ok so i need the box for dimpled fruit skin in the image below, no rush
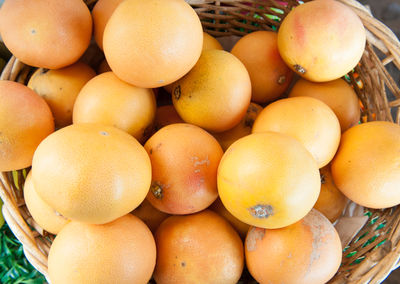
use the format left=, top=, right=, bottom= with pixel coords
left=202, top=32, right=223, bottom=51
left=103, top=0, right=203, bottom=88
left=331, top=121, right=400, bottom=209
left=172, top=50, right=251, bottom=133
left=24, top=172, right=69, bottom=235
left=0, top=80, right=54, bottom=172
left=245, top=209, right=342, bottom=284
left=218, top=132, right=320, bottom=229
left=277, top=0, right=366, bottom=82
left=48, top=214, right=156, bottom=284
left=145, top=123, right=223, bottom=215
left=313, top=165, right=347, bottom=223
left=27, top=62, right=96, bottom=128
left=73, top=72, right=156, bottom=143
left=0, top=0, right=92, bottom=69
left=252, top=97, right=341, bottom=168
left=231, top=31, right=293, bottom=103
left=289, top=78, right=360, bottom=132
left=154, top=210, right=243, bottom=284
left=92, top=0, right=124, bottom=50
left=31, top=124, right=152, bottom=224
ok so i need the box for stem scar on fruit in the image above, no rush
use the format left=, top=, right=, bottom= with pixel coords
left=151, top=181, right=164, bottom=199
left=248, top=204, right=274, bottom=218
left=174, top=85, right=181, bottom=100
left=293, top=64, right=306, bottom=74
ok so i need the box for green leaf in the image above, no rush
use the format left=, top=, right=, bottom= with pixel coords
left=0, top=224, right=46, bottom=283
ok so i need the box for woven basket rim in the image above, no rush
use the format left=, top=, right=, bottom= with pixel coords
left=1, top=0, right=400, bottom=283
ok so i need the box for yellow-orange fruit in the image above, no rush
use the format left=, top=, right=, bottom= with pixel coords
left=24, top=172, right=69, bottom=235
left=97, top=59, right=112, bottom=74
left=154, top=105, right=184, bottom=131
left=32, top=124, right=151, bottom=224
left=203, top=32, right=223, bottom=51
left=145, top=123, right=223, bottom=214
left=213, top=102, right=262, bottom=151
left=154, top=210, right=243, bottom=284
left=103, top=0, right=203, bottom=88
left=73, top=72, right=156, bottom=143
left=277, top=0, right=366, bottom=82
left=131, top=199, right=170, bottom=233
left=48, top=214, right=156, bottom=284
left=252, top=97, right=341, bottom=168
left=332, top=121, right=400, bottom=208
left=314, top=166, right=347, bottom=223
left=209, top=198, right=250, bottom=240
left=0, top=0, right=92, bottom=69
left=92, top=0, right=124, bottom=50
left=245, top=209, right=342, bottom=284
left=231, top=31, right=293, bottom=103
left=289, top=78, right=360, bottom=132
left=172, top=50, right=251, bottom=133
left=27, top=62, right=96, bottom=128
left=163, top=32, right=223, bottom=94
left=0, top=80, right=54, bottom=172
left=218, top=132, right=320, bottom=229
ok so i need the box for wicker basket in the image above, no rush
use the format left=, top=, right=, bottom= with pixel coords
left=1, top=0, right=400, bottom=283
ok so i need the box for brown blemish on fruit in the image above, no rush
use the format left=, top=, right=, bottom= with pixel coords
left=246, top=227, right=266, bottom=251
left=174, top=85, right=181, bottom=100
left=150, top=143, right=162, bottom=155
left=294, top=64, right=306, bottom=74
left=320, top=173, right=326, bottom=184
left=248, top=204, right=274, bottom=219
left=150, top=181, right=164, bottom=199
left=302, top=210, right=335, bottom=274
left=181, top=262, right=186, bottom=267
left=277, top=75, right=286, bottom=85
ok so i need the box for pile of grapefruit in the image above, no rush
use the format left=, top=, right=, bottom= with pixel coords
left=1, top=0, right=400, bottom=283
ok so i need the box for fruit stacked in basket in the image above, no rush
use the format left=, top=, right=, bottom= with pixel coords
left=1, top=0, right=400, bottom=283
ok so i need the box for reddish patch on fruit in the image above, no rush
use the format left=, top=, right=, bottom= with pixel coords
left=294, top=14, right=305, bottom=47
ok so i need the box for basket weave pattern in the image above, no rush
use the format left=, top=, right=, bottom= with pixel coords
left=1, top=0, right=400, bottom=283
